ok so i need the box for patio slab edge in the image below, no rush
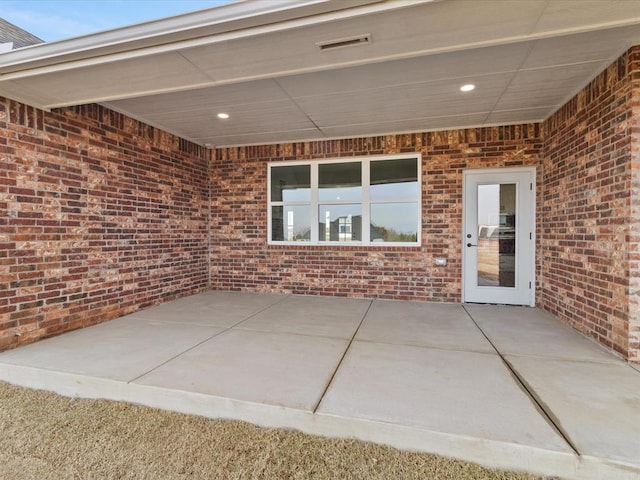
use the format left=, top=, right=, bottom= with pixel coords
left=4, top=363, right=636, bottom=480
left=574, top=455, right=640, bottom=480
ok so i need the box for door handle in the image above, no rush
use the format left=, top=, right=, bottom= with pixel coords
left=466, top=243, right=477, bottom=247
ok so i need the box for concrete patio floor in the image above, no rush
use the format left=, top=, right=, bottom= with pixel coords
left=0, top=292, right=638, bottom=480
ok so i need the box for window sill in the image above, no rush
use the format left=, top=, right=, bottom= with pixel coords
left=266, top=242, right=422, bottom=251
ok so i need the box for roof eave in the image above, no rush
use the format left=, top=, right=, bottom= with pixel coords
left=0, top=0, right=389, bottom=73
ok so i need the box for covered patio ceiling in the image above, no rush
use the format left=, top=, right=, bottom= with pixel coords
left=1, top=0, right=640, bottom=147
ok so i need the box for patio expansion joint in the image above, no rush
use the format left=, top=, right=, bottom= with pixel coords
left=461, top=304, right=581, bottom=457
left=311, top=298, right=375, bottom=414
left=225, top=294, right=292, bottom=330
left=126, top=328, right=229, bottom=384
left=353, top=337, right=498, bottom=356
left=499, top=351, right=627, bottom=366
left=127, top=294, right=293, bottom=384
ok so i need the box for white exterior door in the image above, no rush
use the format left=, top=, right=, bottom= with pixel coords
left=463, top=168, right=535, bottom=306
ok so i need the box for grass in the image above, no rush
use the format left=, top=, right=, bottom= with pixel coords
left=0, top=381, right=551, bottom=480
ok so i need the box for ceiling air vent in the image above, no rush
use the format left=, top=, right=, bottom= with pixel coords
left=317, top=34, right=371, bottom=51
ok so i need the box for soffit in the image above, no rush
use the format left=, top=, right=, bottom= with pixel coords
left=0, top=0, right=639, bottom=147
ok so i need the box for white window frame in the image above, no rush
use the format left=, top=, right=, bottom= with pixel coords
left=268, top=153, right=422, bottom=246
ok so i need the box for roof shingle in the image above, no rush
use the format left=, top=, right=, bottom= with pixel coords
left=0, top=17, right=43, bottom=49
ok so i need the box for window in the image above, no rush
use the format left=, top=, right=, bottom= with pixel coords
left=270, top=164, right=311, bottom=242
left=269, top=155, right=421, bottom=245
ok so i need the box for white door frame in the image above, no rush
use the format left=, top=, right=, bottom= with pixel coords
left=462, top=167, right=536, bottom=306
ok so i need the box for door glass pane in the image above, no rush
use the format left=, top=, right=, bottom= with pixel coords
left=319, top=162, right=362, bottom=202
left=271, top=165, right=310, bottom=202
left=370, top=203, right=419, bottom=243
left=319, top=204, right=362, bottom=242
left=477, top=184, right=516, bottom=287
left=271, top=206, right=311, bottom=242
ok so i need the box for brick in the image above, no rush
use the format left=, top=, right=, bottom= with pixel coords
left=541, top=45, right=640, bottom=361
left=0, top=99, right=210, bottom=351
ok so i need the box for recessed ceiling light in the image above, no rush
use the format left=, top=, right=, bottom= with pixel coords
left=217, top=113, right=229, bottom=119
left=460, top=84, right=475, bottom=92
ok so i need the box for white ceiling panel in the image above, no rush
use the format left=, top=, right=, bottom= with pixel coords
left=0, top=79, right=55, bottom=107
left=493, top=62, right=606, bottom=111
left=295, top=73, right=512, bottom=127
left=276, top=42, right=533, bottom=98
left=319, top=113, right=491, bottom=140
left=12, top=52, right=213, bottom=108
left=1, top=0, right=639, bottom=147
left=136, top=99, right=317, bottom=138
left=485, top=107, right=553, bottom=125
left=106, top=79, right=287, bottom=115
left=201, top=128, right=324, bottom=147
left=533, top=0, right=640, bottom=33
left=523, top=25, right=640, bottom=70
left=177, top=0, right=547, bottom=84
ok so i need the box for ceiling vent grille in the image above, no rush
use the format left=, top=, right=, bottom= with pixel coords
left=317, top=34, right=371, bottom=51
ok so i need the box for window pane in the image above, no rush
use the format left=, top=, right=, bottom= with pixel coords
left=271, top=205, right=311, bottom=242
left=370, top=158, right=419, bottom=201
left=370, top=203, right=419, bottom=243
left=319, top=204, right=362, bottom=242
left=271, top=165, right=310, bottom=202
left=319, top=162, right=362, bottom=202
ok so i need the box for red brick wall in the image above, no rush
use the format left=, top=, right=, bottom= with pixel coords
left=541, top=46, right=639, bottom=360
left=626, top=47, right=640, bottom=363
left=212, top=127, right=542, bottom=301
left=0, top=100, right=210, bottom=350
